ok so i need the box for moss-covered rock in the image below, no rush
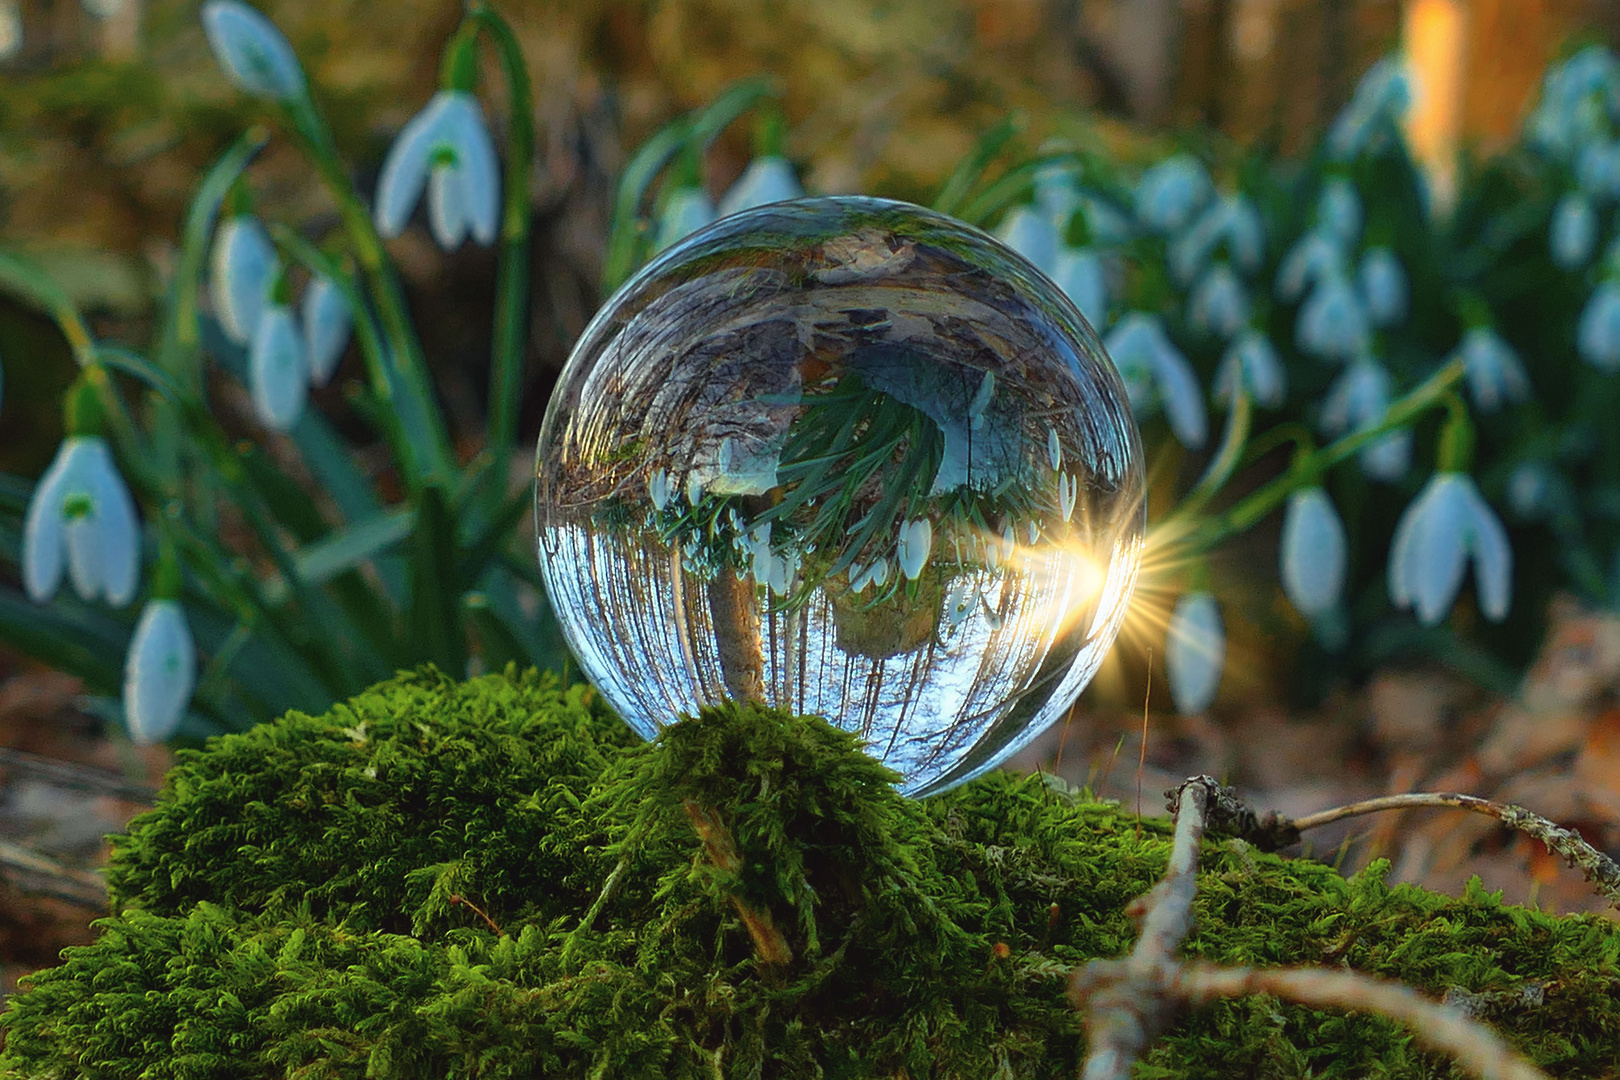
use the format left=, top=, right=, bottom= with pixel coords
left=2, top=666, right=1617, bottom=1078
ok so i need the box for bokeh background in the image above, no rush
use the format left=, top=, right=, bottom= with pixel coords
left=2, top=0, right=1620, bottom=992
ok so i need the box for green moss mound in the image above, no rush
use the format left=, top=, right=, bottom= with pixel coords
left=3, top=668, right=1618, bottom=1078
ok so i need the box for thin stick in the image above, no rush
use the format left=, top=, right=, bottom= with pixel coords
left=0, top=839, right=106, bottom=909
left=1176, top=964, right=1550, bottom=1080
left=1135, top=650, right=1152, bottom=837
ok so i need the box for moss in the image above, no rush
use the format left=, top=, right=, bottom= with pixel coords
left=3, top=666, right=1618, bottom=1078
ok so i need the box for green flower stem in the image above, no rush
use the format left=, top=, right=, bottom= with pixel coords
left=1195, top=359, right=1465, bottom=552
left=465, top=3, right=535, bottom=517
left=933, top=112, right=1026, bottom=218
left=602, top=119, right=689, bottom=293
left=281, top=97, right=456, bottom=490
left=957, top=151, right=1080, bottom=226
left=1160, top=389, right=1252, bottom=527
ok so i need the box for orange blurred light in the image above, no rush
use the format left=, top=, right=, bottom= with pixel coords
left=1404, top=0, right=1469, bottom=212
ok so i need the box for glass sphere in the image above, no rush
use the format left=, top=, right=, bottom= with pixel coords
left=535, top=196, right=1144, bottom=796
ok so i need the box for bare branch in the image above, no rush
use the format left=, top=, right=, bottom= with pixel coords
left=1176, top=963, right=1551, bottom=1080
left=0, top=838, right=106, bottom=909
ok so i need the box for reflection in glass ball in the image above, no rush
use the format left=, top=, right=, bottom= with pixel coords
left=535, top=196, right=1145, bottom=796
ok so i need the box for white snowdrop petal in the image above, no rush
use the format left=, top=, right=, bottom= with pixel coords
left=1189, top=263, right=1250, bottom=338
left=123, top=600, right=196, bottom=745
left=1318, top=178, right=1363, bottom=243
left=1358, top=247, right=1409, bottom=327
left=1053, top=247, right=1107, bottom=328
left=301, top=275, right=352, bottom=388
left=718, top=156, right=803, bottom=217
left=1134, top=154, right=1213, bottom=234
left=1577, top=283, right=1620, bottom=372
left=1297, top=274, right=1370, bottom=361
left=996, top=206, right=1060, bottom=277
left=1165, top=592, right=1224, bottom=714
left=249, top=305, right=310, bottom=431
left=200, top=0, right=305, bottom=101
left=86, top=444, right=141, bottom=607
left=374, top=96, right=450, bottom=239
left=210, top=216, right=278, bottom=346
left=1551, top=193, right=1598, bottom=269
left=1463, top=484, right=1514, bottom=622
left=1406, top=476, right=1473, bottom=626
left=21, top=441, right=84, bottom=603
left=1280, top=488, right=1347, bottom=617
left=444, top=94, right=501, bottom=246
left=1275, top=230, right=1347, bottom=303
left=897, top=518, right=932, bottom=581
left=1150, top=338, right=1208, bottom=450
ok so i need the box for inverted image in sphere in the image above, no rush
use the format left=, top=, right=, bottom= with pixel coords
left=535, top=196, right=1144, bottom=796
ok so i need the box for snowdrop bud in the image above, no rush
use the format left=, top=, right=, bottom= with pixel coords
left=300, top=275, right=351, bottom=388
left=717, top=156, right=802, bottom=217
left=123, top=599, right=196, bottom=745
left=1165, top=592, right=1224, bottom=715
left=1214, top=329, right=1287, bottom=409
left=648, top=468, right=672, bottom=512
left=23, top=436, right=140, bottom=607
left=200, top=1, right=306, bottom=102
left=1327, top=57, right=1412, bottom=160
left=1296, top=273, right=1370, bottom=361
left=1168, top=203, right=1223, bottom=286
left=1033, top=160, right=1079, bottom=219
left=1456, top=327, right=1531, bottom=412
left=1104, top=312, right=1207, bottom=449
left=1276, top=230, right=1346, bottom=303
left=1053, top=246, right=1107, bottom=328
left=1058, top=472, right=1079, bottom=522
left=1551, top=193, right=1599, bottom=270
left=1225, top=196, right=1266, bottom=274
left=653, top=188, right=718, bottom=255
left=1189, top=263, right=1250, bottom=338
left=249, top=304, right=309, bottom=431
left=1318, top=179, right=1363, bottom=243
left=1361, top=430, right=1412, bottom=482
left=1320, top=357, right=1392, bottom=436
left=1389, top=472, right=1512, bottom=626
left=945, top=581, right=975, bottom=628
left=1280, top=488, right=1348, bottom=617
left=1506, top=461, right=1552, bottom=518
left=1575, top=139, right=1620, bottom=199
left=210, top=215, right=278, bottom=346
left=1576, top=280, right=1620, bottom=372
left=1358, top=246, right=1408, bottom=327
left=897, top=518, right=932, bottom=580
left=1134, top=154, right=1213, bottom=234
left=1047, top=426, right=1063, bottom=471
left=376, top=91, right=500, bottom=250
left=997, top=206, right=1061, bottom=277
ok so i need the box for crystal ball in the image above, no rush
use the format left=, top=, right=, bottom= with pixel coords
left=535, top=196, right=1144, bottom=796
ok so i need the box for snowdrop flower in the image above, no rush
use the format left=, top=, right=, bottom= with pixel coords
left=1167, top=195, right=1265, bottom=285
left=200, top=1, right=305, bottom=102
left=1105, top=312, right=1207, bottom=449
left=1551, top=193, right=1598, bottom=270
left=997, top=205, right=1061, bottom=277
left=1165, top=591, right=1223, bottom=714
left=1576, top=140, right=1620, bottom=199
left=850, top=556, right=891, bottom=594
left=210, top=214, right=278, bottom=346
left=1275, top=229, right=1347, bottom=302
left=1358, top=247, right=1408, bottom=327
left=1317, top=179, right=1363, bottom=244
left=1189, top=263, right=1250, bottom=338
left=1320, top=357, right=1410, bottom=480
left=300, top=275, right=351, bottom=388
left=652, top=187, right=717, bottom=255
left=1075, top=193, right=1133, bottom=246
left=1214, top=329, right=1287, bottom=409
left=23, top=436, right=139, bottom=606
left=945, top=580, right=975, bottom=628
left=647, top=468, right=673, bottom=512
left=1389, top=472, right=1512, bottom=625
left=717, top=156, right=802, bottom=217
left=249, top=303, right=308, bottom=430
left=1296, top=272, right=1370, bottom=361
left=1280, top=488, right=1347, bottom=618
left=1134, top=154, right=1213, bottom=234
left=375, top=91, right=500, bottom=250
left=123, top=599, right=196, bottom=745
left=1047, top=427, right=1063, bottom=471
left=1033, top=160, right=1079, bottom=219
left=1576, top=280, right=1620, bottom=372
left=1454, top=327, right=1530, bottom=411
left=897, top=518, right=933, bottom=580
left=1057, top=472, right=1079, bottom=522
left=1327, top=57, right=1413, bottom=160
left=1506, top=461, right=1553, bottom=519
left=1053, top=247, right=1107, bottom=328
left=1526, top=47, right=1618, bottom=159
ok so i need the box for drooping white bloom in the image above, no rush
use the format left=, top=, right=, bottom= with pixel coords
left=897, top=517, right=933, bottom=580
left=1551, top=193, right=1599, bottom=270
left=1576, top=139, right=1620, bottom=199
left=1358, top=246, right=1408, bottom=327
left=1525, top=46, right=1619, bottom=160
left=23, top=436, right=140, bottom=607
left=300, top=274, right=352, bottom=388
left=647, top=468, right=672, bottom=512
left=1104, top=312, right=1207, bottom=449
left=1275, top=229, right=1347, bottom=303
left=1168, top=195, right=1264, bottom=285
left=1296, top=272, right=1370, bottom=361
left=209, top=215, right=278, bottom=346
left=1134, top=154, right=1213, bottom=234
left=1317, top=178, right=1363, bottom=244
left=945, top=580, right=975, bottom=628
left=1326, top=57, right=1413, bottom=160
left=1454, top=327, right=1531, bottom=412
left=123, top=599, right=196, bottom=745
left=717, top=156, right=803, bottom=217
left=1165, top=591, right=1224, bottom=715
left=1576, top=280, right=1620, bottom=372
left=1188, top=263, right=1250, bottom=339
left=1320, top=357, right=1410, bottom=481
left=1053, top=246, right=1107, bottom=328
left=1506, top=461, right=1553, bottom=519
left=1360, top=431, right=1412, bottom=483
left=1047, top=426, right=1063, bottom=471
left=249, top=303, right=309, bottom=431
left=1033, top=160, right=1080, bottom=220
left=997, top=205, right=1061, bottom=277
left=1280, top=488, right=1348, bottom=618
left=1057, top=472, right=1079, bottom=522
left=1213, top=329, right=1287, bottom=409
left=200, top=0, right=306, bottom=101
left=1389, top=472, right=1512, bottom=626
left=652, top=187, right=718, bottom=255
left=375, top=90, right=500, bottom=250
